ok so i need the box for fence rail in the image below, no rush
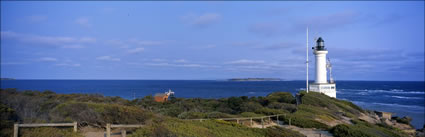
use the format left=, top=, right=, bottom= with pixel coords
left=186, top=114, right=288, bottom=128
left=13, top=122, right=77, bottom=137
left=107, top=123, right=145, bottom=137
left=12, top=114, right=290, bottom=137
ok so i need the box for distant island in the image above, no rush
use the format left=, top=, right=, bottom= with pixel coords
left=228, top=78, right=282, bottom=81
left=0, top=78, right=15, bottom=80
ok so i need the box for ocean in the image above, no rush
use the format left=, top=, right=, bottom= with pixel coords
left=1, top=80, right=424, bottom=129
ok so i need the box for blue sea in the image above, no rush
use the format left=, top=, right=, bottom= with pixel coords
left=1, top=80, right=424, bottom=129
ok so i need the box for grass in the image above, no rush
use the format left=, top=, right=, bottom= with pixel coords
left=128, top=118, right=305, bottom=137
left=330, top=120, right=409, bottom=137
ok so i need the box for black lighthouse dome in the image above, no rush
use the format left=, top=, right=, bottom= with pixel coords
left=315, top=37, right=326, bottom=51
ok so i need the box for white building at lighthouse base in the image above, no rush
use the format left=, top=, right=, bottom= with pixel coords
left=309, top=83, right=336, bottom=98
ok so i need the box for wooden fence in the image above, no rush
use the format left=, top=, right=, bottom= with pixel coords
left=13, top=122, right=77, bottom=137
left=187, top=114, right=290, bottom=128
left=106, top=124, right=145, bottom=137
left=12, top=114, right=292, bottom=137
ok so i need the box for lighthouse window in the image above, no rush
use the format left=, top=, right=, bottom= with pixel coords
left=331, top=86, right=335, bottom=89
left=321, top=87, right=331, bottom=89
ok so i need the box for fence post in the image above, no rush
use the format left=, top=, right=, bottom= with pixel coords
left=289, top=118, right=291, bottom=126
left=121, top=129, right=126, bottom=137
left=14, top=124, right=18, bottom=137
left=276, top=115, right=279, bottom=125
left=106, top=123, right=111, bottom=137
left=73, top=122, right=77, bottom=132
left=236, top=119, right=239, bottom=124
left=261, top=118, right=264, bottom=128
left=250, top=118, right=253, bottom=127
left=268, top=116, right=271, bottom=122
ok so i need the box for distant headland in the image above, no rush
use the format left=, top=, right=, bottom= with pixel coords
left=228, top=78, right=282, bottom=81
left=0, top=78, right=15, bottom=80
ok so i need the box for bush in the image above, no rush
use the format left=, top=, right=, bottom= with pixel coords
left=392, top=116, right=412, bottom=125
left=330, top=120, right=409, bottom=137
left=267, top=102, right=297, bottom=112
left=240, top=102, right=263, bottom=112
left=206, top=112, right=236, bottom=119
left=255, top=108, right=287, bottom=115
left=50, top=102, right=152, bottom=127
left=177, top=111, right=207, bottom=119
left=0, top=103, right=18, bottom=137
left=283, top=114, right=329, bottom=130
left=330, top=124, right=373, bottom=137
left=240, top=112, right=264, bottom=117
left=266, top=92, right=296, bottom=104
left=130, top=118, right=305, bottom=137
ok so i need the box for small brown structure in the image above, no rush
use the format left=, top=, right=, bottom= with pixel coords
left=154, top=93, right=169, bottom=102
left=375, top=111, right=392, bottom=119
left=154, top=89, right=174, bottom=102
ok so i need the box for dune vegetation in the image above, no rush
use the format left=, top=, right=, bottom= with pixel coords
left=0, top=88, right=417, bottom=137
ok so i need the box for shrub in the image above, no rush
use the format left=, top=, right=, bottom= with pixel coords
left=283, top=114, right=329, bottom=130
left=266, top=92, right=296, bottom=104
left=50, top=102, right=153, bottom=127
left=392, top=116, right=412, bottom=125
left=267, top=102, right=297, bottom=112
left=240, top=102, right=263, bottom=112
left=177, top=111, right=207, bottom=119
left=330, top=120, right=409, bottom=137
left=130, top=118, right=304, bottom=137
left=330, top=124, right=373, bottom=137
left=255, top=108, right=287, bottom=115
left=206, top=112, right=236, bottom=119
left=240, top=112, right=264, bottom=117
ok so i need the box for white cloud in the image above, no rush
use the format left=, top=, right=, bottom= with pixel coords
left=226, top=59, right=265, bottom=65
left=174, top=59, right=187, bottom=63
left=96, top=56, right=120, bottom=61
left=75, top=17, right=91, bottom=27
left=133, top=40, right=164, bottom=46
left=152, top=58, right=166, bottom=62
left=56, top=63, right=81, bottom=67
left=39, top=57, right=58, bottom=62
left=127, top=47, right=145, bottom=54
left=1, top=31, right=96, bottom=48
left=62, top=44, right=85, bottom=49
left=182, top=13, right=221, bottom=27
left=1, top=62, right=26, bottom=65
left=145, top=62, right=204, bottom=68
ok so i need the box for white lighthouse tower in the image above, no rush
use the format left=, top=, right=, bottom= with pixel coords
left=309, top=37, right=336, bottom=98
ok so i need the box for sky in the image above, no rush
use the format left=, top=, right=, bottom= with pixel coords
left=1, top=1, right=424, bottom=81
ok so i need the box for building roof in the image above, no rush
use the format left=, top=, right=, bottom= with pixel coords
left=317, top=37, right=324, bottom=43
left=154, top=93, right=166, bottom=97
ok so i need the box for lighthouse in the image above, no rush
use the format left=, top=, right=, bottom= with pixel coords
left=309, top=37, right=336, bottom=98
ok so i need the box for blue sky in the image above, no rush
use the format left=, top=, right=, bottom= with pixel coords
left=1, top=1, right=424, bottom=81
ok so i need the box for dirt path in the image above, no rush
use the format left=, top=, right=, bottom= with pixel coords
left=279, top=125, right=333, bottom=137
left=80, top=126, right=123, bottom=137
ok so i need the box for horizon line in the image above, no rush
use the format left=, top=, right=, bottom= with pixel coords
left=1, top=78, right=424, bottom=82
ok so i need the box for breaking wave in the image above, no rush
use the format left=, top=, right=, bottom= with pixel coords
left=351, top=101, right=425, bottom=110
left=386, top=95, right=423, bottom=100
left=339, top=89, right=424, bottom=95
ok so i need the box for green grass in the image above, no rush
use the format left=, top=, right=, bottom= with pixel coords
left=129, top=118, right=305, bottom=137
left=330, top=120, right=409, bottom=137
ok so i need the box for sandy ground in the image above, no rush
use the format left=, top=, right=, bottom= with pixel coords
left=80, top=126, right=124, bottom=137
left=280, top=125, right=333, bottom=137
